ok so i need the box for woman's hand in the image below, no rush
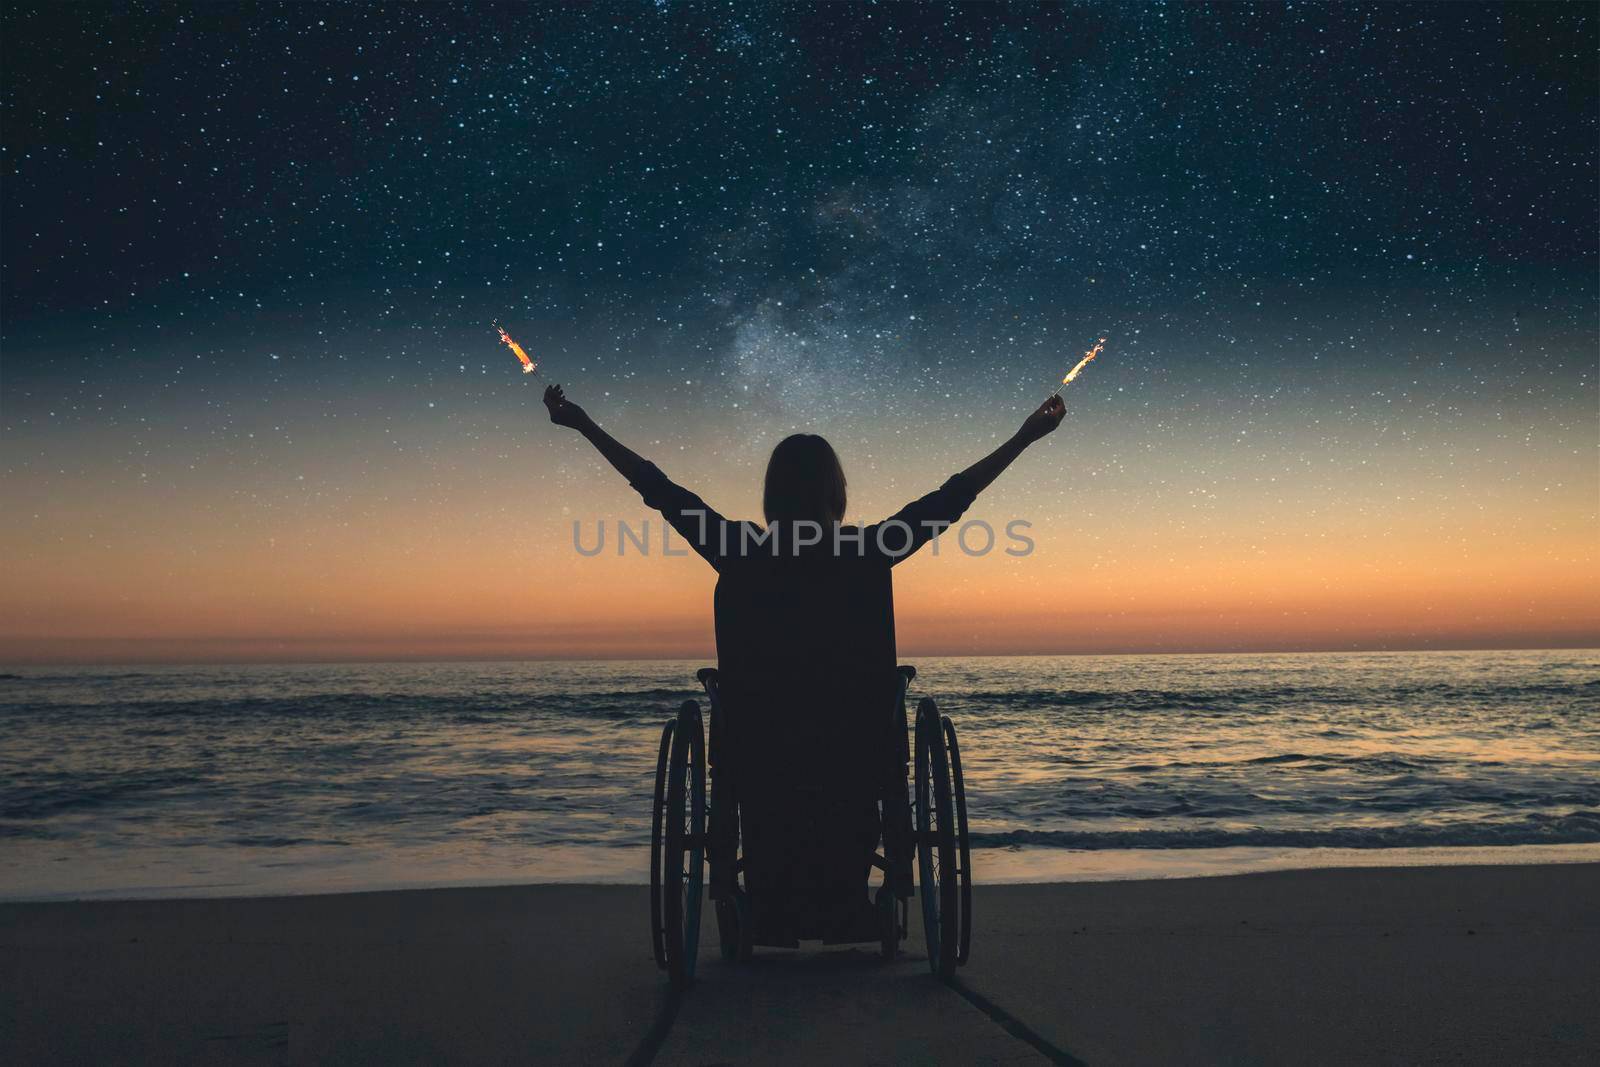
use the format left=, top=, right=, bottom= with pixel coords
left=1018, top=394, right=1067, bottom=444
left=543, top=384, right=593, bottom=431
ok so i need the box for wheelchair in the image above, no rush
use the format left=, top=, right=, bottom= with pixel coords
left=650, top=665, right=971, bottom=988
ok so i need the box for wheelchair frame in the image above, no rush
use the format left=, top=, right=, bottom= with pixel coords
left=650, top=664, right=972, bottom=988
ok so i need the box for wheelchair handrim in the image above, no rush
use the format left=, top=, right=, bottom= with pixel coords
left=663, top=704, right=706, bottom=986
left=915, top=703, right=958, bottom=978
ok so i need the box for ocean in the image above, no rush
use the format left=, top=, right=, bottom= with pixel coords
left=3, top=650, right=1597, bottom=900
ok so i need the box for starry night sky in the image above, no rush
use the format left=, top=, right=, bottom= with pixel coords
left=2, top=2, right=1596, bottom=662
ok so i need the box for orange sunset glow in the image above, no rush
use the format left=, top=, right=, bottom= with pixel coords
left=3, top=346, right=1594, bottom=663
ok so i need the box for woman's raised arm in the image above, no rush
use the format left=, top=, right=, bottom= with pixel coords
left=543, top=384, right=730, bottom=568
left=543, top=384, right=648, bottom=485
left=870, top=394, right=1066, bottom=564
left=956, top=394, right=1067, bottom=496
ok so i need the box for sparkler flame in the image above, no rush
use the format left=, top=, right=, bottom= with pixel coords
left=1053, top=337, right=1105, bottom=395
left=1062, top=338, right=1105, bottom=385
left=493, top=321, right=538, bottom=375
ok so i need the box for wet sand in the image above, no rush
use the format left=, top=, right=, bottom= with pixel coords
left=3, top=863, right=1597, bottom=1064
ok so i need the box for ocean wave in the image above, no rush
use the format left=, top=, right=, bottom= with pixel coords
left=950, top=679, right=1600, bottom=713
left=222, top=835, right=352, bottom=848
left=956, top=688, right=1257, bottom=710
left=0, top=770, right=212, bottom=820
left=0, top=671, right=162, bottom=683
left=3, top=653, right=1596, bottom=898
left=1116, top=751, right=1462, bottom=773
left=0, top=688, right=700, bottom=721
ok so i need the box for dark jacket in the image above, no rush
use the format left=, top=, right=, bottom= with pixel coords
left=629, top=461, right=979, bottom=794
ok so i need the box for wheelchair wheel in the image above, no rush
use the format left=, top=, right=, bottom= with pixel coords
left=649, top=718, right=675, bottom=968
left=914, top=698, right=959, bottom=980
left=662, top=701, right=706, bottom=988
left=943, top=716, right=972, bottom=966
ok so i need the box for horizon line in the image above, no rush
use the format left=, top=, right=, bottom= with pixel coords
left=3, top=642, right=1596, bottom=670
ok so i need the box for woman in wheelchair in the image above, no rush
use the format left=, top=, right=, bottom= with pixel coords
left=544, top=384, right=1065, bottom=983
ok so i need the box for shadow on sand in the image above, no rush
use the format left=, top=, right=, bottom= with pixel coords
left=637, top=943, right=1080, bottom=1066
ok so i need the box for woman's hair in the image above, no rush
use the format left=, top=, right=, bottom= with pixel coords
left=763, top=433, right=847, bottom=526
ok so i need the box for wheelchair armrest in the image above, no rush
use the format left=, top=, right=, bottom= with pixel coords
left=897, top=664, right=917, bottom=686
left=696, top=667, right=719, bottom=691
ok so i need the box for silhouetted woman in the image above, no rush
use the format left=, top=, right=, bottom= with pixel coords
left=544, top=384, right=1065, bottom=940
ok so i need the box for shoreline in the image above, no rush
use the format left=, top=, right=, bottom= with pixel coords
left=6, top=841, right=1600, bottom=903
left=4, top=863, right=1596, bottom=1063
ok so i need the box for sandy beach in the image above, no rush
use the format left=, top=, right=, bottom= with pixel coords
left=3, top=862, right=1596, bottom=1065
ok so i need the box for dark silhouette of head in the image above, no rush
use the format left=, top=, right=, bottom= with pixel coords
left=763, top=434, right=847, bottom=527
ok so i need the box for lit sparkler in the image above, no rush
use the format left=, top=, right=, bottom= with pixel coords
left=1052, top=337, right=1105, bottom=397
left=493, top=321, right=542, bottom=377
